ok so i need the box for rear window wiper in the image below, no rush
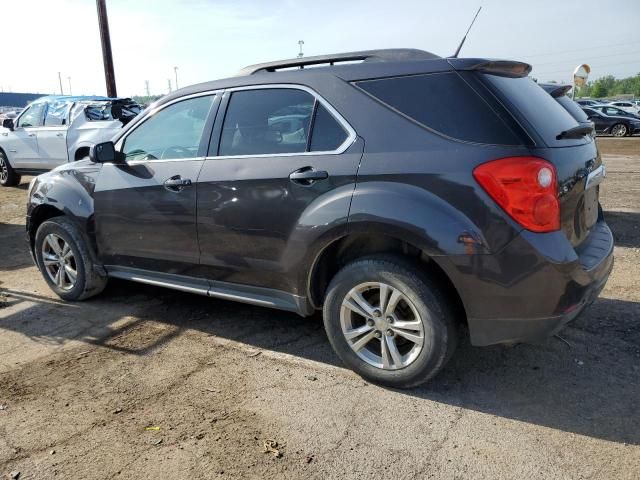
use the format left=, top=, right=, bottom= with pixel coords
left=556, top=125, right=593, bottom=140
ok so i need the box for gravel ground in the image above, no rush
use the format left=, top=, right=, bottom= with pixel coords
left=0, top=137, right=638, bottom=479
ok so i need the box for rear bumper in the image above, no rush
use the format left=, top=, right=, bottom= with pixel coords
left=439, top=218, right=614, bottom=346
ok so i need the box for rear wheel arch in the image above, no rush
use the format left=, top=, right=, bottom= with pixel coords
left=307, top=232, right=467, bottom=326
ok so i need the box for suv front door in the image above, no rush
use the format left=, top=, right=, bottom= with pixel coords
left=196, top=86, right=362, bottom=293
left=2, top=103, right=44, bottom=169
left=94, top=93, right=219, bottom=278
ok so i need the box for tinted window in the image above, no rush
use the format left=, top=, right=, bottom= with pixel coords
left=484, top=74, right=585, bottom=146
left=556, top=96, right=589, bottom=123
left=310, top=103, right=348, bottom=151
left=356, top=72, right=522, bottom=145
left=44, top=101, right=71, bottom=126
left=123, top=95, right=214, bottom=161
left=219, top=89, right=314, bottom=156
left=17, top=103, right=45, bottom=128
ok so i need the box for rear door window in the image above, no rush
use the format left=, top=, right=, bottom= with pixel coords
left=44, top=101, right=71, bottom=126
left=355, top=72, right=523, bottom=145
left=219, top=89, right=314, bottom=156
left=309, top=103, right=349, bottom=152
left=483, top=74, right=585, bottom=146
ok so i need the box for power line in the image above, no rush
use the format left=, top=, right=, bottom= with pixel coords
left=519, top=39, right=640, bottom=59
left=532, top=51, right=640, bottom=67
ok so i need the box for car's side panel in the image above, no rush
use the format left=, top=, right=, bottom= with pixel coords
left=1, top=128, right=40, bottom=169
left=35, top=126, right=69, bottom=169
left=26, top=160, right=102, bottom=252
left=195, top=138, right=364, bottom=294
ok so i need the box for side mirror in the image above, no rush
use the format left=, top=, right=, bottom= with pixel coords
left=2, top=118, right=14, bottom=131
left=89, top=141, right=124, bottom=164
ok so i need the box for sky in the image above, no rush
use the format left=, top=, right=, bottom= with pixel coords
left=2, top=0, right=639, bottom=96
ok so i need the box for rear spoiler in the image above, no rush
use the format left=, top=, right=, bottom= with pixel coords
left=447, top=58, right=532, bottom=78
left=539, top=84, right=573, bottom=98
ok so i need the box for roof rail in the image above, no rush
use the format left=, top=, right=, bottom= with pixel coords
left=237, top=48, right=440, bottom=76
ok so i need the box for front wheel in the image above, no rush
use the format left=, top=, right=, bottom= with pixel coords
left=611, top=123, right=628, bottom=137
left=0, top=150, right=21, bottom=187
left=323, top=256, right=457, bottom=388
left=35, top=217, right=107, bottom=301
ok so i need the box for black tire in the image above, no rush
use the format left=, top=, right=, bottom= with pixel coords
left=611, top=123, right=628, bottom=137
left=0, top=149, right=21, bottom=187
left=323, top=255, right=458, bottom=388
left=34, top=217, right=107, bottom=301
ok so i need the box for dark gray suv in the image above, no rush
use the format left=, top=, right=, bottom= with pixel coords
left=26, top=49, right=613, bottom=387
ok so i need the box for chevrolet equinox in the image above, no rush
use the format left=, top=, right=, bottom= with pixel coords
left=26, top=49, right=614, bottom=387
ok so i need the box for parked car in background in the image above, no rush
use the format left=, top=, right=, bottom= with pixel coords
left=582, top=107, right=640, bottom=136
left=25, top=49, right=613, bottom=388
left=590, top=104, right=640, bottom=119
left=607, top=101, right=640, bottom=115
left=576, top=99, right=599, bottom=107
left=0, top=96, right=141, bottom=186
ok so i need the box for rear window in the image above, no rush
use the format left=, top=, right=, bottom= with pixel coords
left=483, top=75, right=584, bottom=146
left=556, top=96, right=589, bottom=123
left=355, top=72, right=522, bottom=145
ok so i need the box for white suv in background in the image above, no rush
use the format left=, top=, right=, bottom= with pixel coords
left=607, top=101, right=640, bottom=115
left=0, top=95, right=141, bottom=187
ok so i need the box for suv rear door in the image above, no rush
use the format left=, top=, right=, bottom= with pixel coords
left=94, top=93, right=219, bottom=277
left=196, top=86, right=362, bottom=292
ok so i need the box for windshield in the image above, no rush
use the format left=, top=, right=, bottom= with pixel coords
left=483, top=74, right=586, bottom=147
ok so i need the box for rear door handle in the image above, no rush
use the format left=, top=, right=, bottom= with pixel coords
left=289, top=167, right=329, bottom=185
left=164, top=175, right=192, bottom=192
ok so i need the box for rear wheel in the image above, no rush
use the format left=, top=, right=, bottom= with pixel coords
left=0, top=150, right=21, bottom=187
left=611, top=123, right=628, bottom=137
left=323, top=256, right=457, bottom=388
left=35, top=217, right=107, bottom=301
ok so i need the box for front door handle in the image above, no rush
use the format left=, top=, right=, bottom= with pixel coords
left=28, top=133, right=36, bottom=137
left=289, top=167, right=329, bottom=185
left=164, top=175, right=192, bottom=192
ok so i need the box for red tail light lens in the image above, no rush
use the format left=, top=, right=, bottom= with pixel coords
left=473, top=156, right=560, bottom=233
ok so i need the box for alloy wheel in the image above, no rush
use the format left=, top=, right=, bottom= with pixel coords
left=340, top=282, right=425, bottom=370
left=612, top=124, right=627, bottom=137
left=41, top=234, right=77, bottom=291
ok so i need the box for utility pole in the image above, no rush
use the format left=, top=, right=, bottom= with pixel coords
left=96, top=0, right=117, bottom=97
left=174, top=66, right=179, bottom=90
left=58, top=72, right=64, bottom=95
left=297, top=40, right=304, bottom=58
left=167, top=79, right=172, bottom=93
left=67, top=76, right=72, bottom=95
left=145, top=80, right=150, bottom=96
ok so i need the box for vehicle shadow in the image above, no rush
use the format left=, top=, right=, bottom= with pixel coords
left=1, top=279, right=638, bottom=446
left=606, top=210, right=640, bottom=248
left=0, top=222, right=33, bottom=271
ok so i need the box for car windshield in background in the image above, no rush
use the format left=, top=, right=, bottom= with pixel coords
left=484, top=74, right=585, bottom=146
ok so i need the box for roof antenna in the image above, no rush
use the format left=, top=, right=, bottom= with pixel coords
left=451, top=6, right=482, bottom=58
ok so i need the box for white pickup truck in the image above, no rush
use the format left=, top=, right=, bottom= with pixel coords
left=0, top=95, right=141, bottom=186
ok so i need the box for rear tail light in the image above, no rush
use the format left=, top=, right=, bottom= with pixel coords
left=473, top=156, right=560, bottom=233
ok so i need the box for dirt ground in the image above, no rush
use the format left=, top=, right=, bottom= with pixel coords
left=1, top=137, right=638, bottom=480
